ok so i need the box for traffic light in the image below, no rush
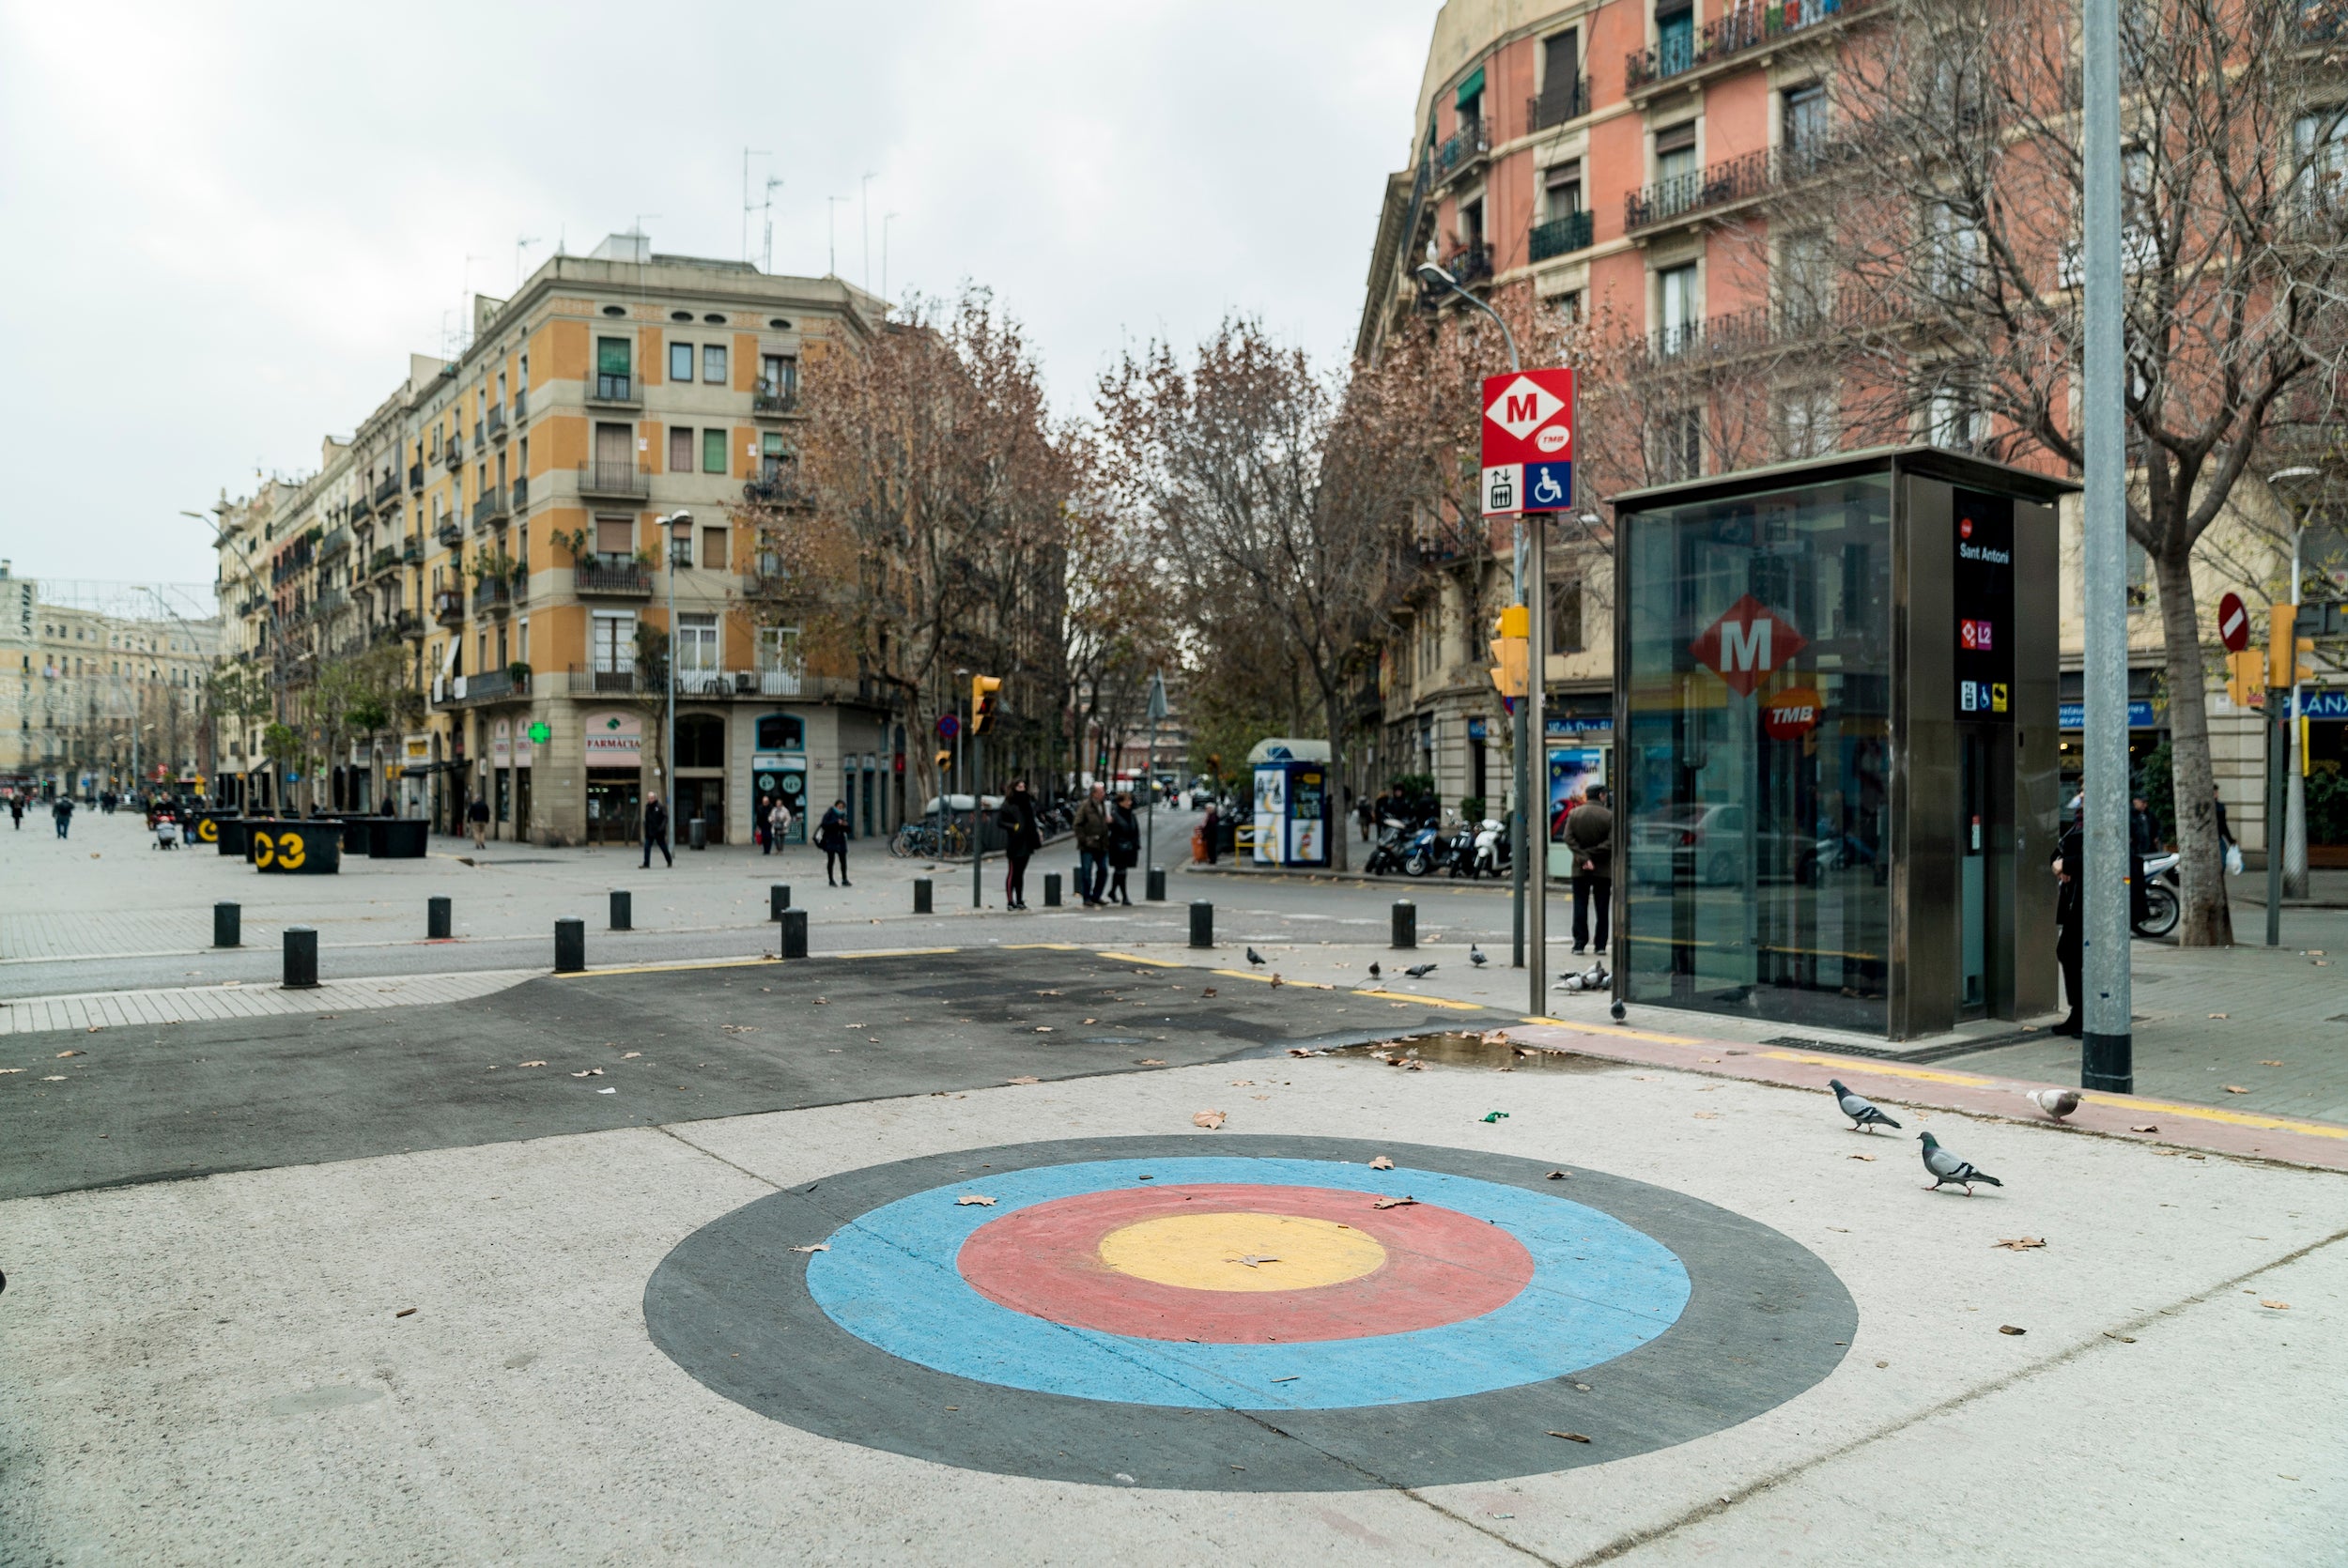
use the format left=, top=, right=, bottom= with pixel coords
left=2269, top=603, right=2299, bottom=690
left=2226, top=649, right=2266, bottom=710
left=1488, top=604, right=1530, bottom=699
left=935, top=748, right=951, bottom=769
left=970, top=674, right=1002, bottom=735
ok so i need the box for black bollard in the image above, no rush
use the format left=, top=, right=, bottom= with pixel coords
left=213, top=901, right=240, bottom=948
left=1145, top=867, right=1166, bottom=902
left=770, top=884, right=791, bottom=920
left=913, top=878, right=933, bottom=914
left=1043, top=871, right=1062, bottom=907
left=427, top=895, right=452, bottom=940
left=779, top=907, right=808, bottom=960
left=688, top=817, right=707, bottom=852
left=610, top=890, right=632, bottom=930
left=282, top=926, right=318, bottom=990
left=1189, top=899, right=1214, bottom=949
left=554, top=917, right=585, bottom=974
left=1391, top=900, right=1416, bottom=949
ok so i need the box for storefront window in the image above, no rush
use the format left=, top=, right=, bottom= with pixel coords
left=1621, top=472, right=1892, bottom=1032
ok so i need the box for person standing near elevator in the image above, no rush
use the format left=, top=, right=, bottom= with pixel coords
left=1566, top=785, right=1613, bottom=955
left=2051, top=817, right=2085, bottom=1037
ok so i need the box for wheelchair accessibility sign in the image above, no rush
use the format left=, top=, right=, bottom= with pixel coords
left=1479, top=369, right=1577, bottom=516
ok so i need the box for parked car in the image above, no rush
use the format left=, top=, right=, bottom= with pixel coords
left=1629, top=804, right=1816, bottom=887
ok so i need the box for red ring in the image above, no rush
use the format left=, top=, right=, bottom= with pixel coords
left=955, top=1183, right=1534, bottom=1344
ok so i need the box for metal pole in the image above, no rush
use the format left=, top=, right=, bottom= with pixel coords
left=664, top=528, right=677, bottom=856
left=2287, top=521, right=2309, bottom=899
left=1145, top=715, right=1159, bottom=869
left=972, top=730, right=984, bottom=908
left=2079, top=0, right=2133, bottom=1093
left=1511, top=522, right=1527, bottom=967
left=1527, top=515, right=1548, bottom=1012
left=2266, top=697, right=2287, bottom=946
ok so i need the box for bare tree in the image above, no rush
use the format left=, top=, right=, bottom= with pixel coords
left=1763, top=0, right=2348, bottom=945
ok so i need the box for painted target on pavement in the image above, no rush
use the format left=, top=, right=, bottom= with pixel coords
left=644, top=1136, right=1854, bottom=1491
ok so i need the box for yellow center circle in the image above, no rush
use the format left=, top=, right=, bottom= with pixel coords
left=1096, top=1211, right=1387, bottom=1292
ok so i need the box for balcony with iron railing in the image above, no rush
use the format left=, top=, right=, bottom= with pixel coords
left=1526, top=75, right=1590, bottom=132
left=566, top=663, right=647, bottom=695
left=574, top=558, right=653, bottom=597
left=513, top=387, right=529, bottom=422
left=752, top=380, right=799, bottom=415
left=1620, top=288, right=1910, bottom=375
left=511, top=474, right=530, bottom=510
left=442, top=437, right=464, bottom=469
left=402, top=536, right=424, bottom=565
left=366, top=546, right=401, bottom=578
left=742, top=471, right=813, bottom=508
left=317, top=526, right=354, bottom=561
left=1420, top=242, right=1493, bottom=305
left=471, top=485, right=510, bottom=530
left=471, top=576, right=512, bottom=616
left=577, top=460, right=651, bottom=500
left=433, top=590, right=465, bottom=625
left=1431, top=113, right=1491, bottom=184
left=392, top=607, right=423, bottom=640
left=1624, top=139, right=1859, bottom=234
left=349, top=489, right=375, bottom=520
left=434, top=516, right=463, bottom=548
left=313, top=586, right=348, bottom=617
left=585, top=373, right=641, bottom=407
left=432, top=669, right=529, bottom=709
left=1529, top=208, right=1596, bottom=262
left=373, top=470, right=400, bottom=504
left=409, top=462, right=425, bottom=493
left=487, top=405, right=507, bottom=441
left=1626, top=0, right=1881, bottom=96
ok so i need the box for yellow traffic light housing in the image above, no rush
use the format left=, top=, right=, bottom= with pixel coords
left=971, top=674, right=1003, bottom=735
left=2269, top=603, right=2297, bottom=689
left=2225, top=649, right=2266, bottom=710
left=1488, top=604, right=1530, bottom=699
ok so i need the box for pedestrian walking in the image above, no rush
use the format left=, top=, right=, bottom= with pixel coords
left=467, top=794, right=490, bottom=849
left=1566, top=785, right=1614, bottom=955
left=1199, top=798, right=1220, bottom=865
left=1074, top=783, right=1112, bottom=905
left=8, top=794, right=22, bottom=830
left=641, top=794, right=672, bottom=869
left=817, top=799, right=851, bottom=885
left=1356, top=795, right=1375, bottom=842
left=53, top=795, right=73, bottom=839
left=765, top=797, right=793, bottom=856
left=2052, top=820, right=2084, bottom=1038
left=1106, top=791, right=1141, bottom=905
left=997, top=780, right=1043, bottom=908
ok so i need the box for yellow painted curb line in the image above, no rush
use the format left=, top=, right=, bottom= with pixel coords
left=1097, top=951, right=1187, bottom=967
left=1356, top=989, right=1485, bottom=1011
left=1211, top=969, right=1336, bottom=991
left=552, top=955, right=780, bottom=979
left=834, top=946, right=961, bottom=960
left=1002, top=943, right=1083, bottom=951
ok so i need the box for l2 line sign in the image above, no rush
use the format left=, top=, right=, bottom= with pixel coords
left=1481, top=369, right=1576, bottom=516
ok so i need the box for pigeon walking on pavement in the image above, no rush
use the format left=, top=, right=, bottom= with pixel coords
left=1470, top=945, right=1488, bottom=967
left=1918, top=1130, right=2003, bottom=1194
left=2024, top=1086, right=2081, bottom=1120
left=1829, top=1078, right=1902, bottom=1133
left=1367, top=962, right=1382, bottom=981
left=1245, top=946, right=1266, bottom=968
left=1404, top=962, right=1437, bottom=979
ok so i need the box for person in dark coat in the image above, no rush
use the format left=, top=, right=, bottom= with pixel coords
left=8, top=794, right=22, bottom=830
left=818, top=799, right=852, bottom=886
left=2053, top=820, right=2084, bottom=1038
left=1106, top=791, right=1141, bottom=906
left=1199, top=799, right=1220, bottom=865
left=641, top=794, right=672, bottom=868
left=53, top=794, right=74, bottom=839
left=1074, top=784, right=1112, bottom=905
left=1565, top=785, right=1614, bottom=955
left=997, top=780, right=1043, bottom=908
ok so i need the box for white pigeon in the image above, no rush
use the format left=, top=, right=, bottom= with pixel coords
left=1469, top=945, right=1488, bottom=967
left=2024, top=1086, right=2081, bottom=1120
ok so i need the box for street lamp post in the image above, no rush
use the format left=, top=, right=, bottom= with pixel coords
left=1415, top=261, right=1548, bottom=1015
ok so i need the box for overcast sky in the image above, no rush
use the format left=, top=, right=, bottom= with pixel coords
left=0, top=0, right=1434, bottom=592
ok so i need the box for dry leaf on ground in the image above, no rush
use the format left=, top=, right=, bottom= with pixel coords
left=1141, top=1058, right=1166, bottom=1066
left=517, top=1060, right=547, bottom=1068
left=1369, top=1156, right=1395, bottom=1170
left=1998, top=1325, right=2028, bottom=1335
left=1693, top=1111, right=1720, bottom=1119
left=1007, top=1075, right=1041, bottom=1085
left=40, top=1075, right=65, bottom=1082
left=2208, top=1013, right=2230, bottom=1020
left=1545, top=1170, right=1569, bottom=1180
left=54, top=1051, right=82, bottom=1059
left=789, top=1244, right=829, bottom=1254
left=1372, top=1195, right=1418, bottom=1210
left=2261, top=1299, right=2291, bottom=1310
left=0, top=1068, right=21, bottom=1075
left=1547, top=1431, right=1592, bottom=1443
left=1034, top=1026, right=1054, bottom=1034
left=2129, top=1124, right=2159, bottom=1132
left=2223, top=1085, right=2249, bottom=1094
left=1993, top=1237, right=2047, bottom=1252
left=2260, top=1059, right=2284, bottom=1067
left=956, top=1195, right=996, bottom=1207
left=1848, top=1153, right=1877, bottom=1161
left=569, top=1068, right=604, bottom=1078
left=1202, top=988, right=1217, bottom=998
left=1192, top=1110, right=1227, bottom=1130
left=622, top=1052, right=641, bottom=1059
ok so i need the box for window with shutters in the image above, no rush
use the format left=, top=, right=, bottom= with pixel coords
left=595, top=516, right=634, bottom=559
left=669, top=426, right=694, bottom=473
left=595, top=338, right=632, bottom=399
left=703, top=344, right=727, bottom=385
left=703, top=428, right=728, bottom=474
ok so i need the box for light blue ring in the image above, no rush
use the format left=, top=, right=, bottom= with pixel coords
left=804, top=1157, right=1690, bottom=1410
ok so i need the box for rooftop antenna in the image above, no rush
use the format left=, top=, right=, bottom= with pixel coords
left=860, top=171, right=876, bottom=290
left=515, top=234, right=540, bottom=288
left=741, top=147, right=770, bottom=265
left=826, top=196, right=844, bottom=276
left=457, top=253, right=487, bottom=352
left=762, top=174, right=784, bottom=273
left=882, top=211, right=898, bottom=306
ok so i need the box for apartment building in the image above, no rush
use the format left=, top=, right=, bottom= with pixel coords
left=1354, top=0, right=2339, bottom=853
left=0, top=566, right=220, bottom=795
left=211, top=234, right=888, bottom=847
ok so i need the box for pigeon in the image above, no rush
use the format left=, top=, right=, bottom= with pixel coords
left=1245, top=946, right=1266, bottom=968
left=1367, top=962, right=1382, bottom=981
left=1918, top=1130, right=2002, bottom=1194
left=2024, top=1086, right=2081, bottom=1120
left=1829, top=1078, right=1902, bottom=1133
left=1404, top=962, right=1437, bottom=979
left=1469, top=945, right=1488, bottom=967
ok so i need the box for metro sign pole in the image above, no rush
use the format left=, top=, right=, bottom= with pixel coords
left=1483, top=367, right=1576, bottom=1015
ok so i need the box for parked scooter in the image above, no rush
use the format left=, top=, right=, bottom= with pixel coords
left=1436, top=818, right=1481, bottom=878
left=1399, top=821, right=1445, bottom=877
left=2134, top=850, right=2180, bottom=938
left=1362, top=816, right=1413, bottom=876
left=1470, top=817, right=1509, bottom=879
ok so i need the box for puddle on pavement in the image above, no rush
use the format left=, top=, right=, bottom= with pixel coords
left=1327, top=1031, right=1616, bottom=1073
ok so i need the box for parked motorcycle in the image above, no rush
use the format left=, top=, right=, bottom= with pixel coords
left=1470, top=817, right=1509, bottom=879
left=1362, top=816, right=1413, bottom=876
left=2134, top=850, right=2180, bottom=939
left=1437, top=818, right=1481, bottom=878
left=1399, top=822, right=1444, bottom=877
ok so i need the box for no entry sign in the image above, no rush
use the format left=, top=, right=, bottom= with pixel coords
left=1481, top=369, right=1576, bottom=516
left=2217, top=592, right=2250, bottom=653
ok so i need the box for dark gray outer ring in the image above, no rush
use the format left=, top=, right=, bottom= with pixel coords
left=642, top=1135, right=1855, bottom=1492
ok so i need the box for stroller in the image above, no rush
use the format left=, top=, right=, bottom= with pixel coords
left=153, top=811, right=181, bottom=850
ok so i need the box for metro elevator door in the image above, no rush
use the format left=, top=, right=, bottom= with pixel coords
left=1956, top=726, right=2014, bottom=1020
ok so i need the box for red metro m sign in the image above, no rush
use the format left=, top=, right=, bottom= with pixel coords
left=1691, top=594, right=1808, bottom=698
left=1480, top=369, right=1577, bottom=516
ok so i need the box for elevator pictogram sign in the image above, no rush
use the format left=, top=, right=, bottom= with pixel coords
left=1691, top=595, right=1807, bottom=697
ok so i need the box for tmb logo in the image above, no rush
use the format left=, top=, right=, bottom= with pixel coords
left=1691, top=594, right=1808, bottom=697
